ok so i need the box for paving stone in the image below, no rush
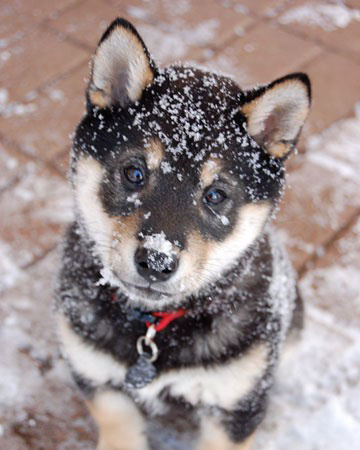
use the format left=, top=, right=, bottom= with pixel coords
left=276, top=109, right=360, bottom=271
left=278, top=0, right=360, bottom=59
left=256, top=310, right=360, bottom=448
left=46, top=0, right=125, bottom=49
left=114, top=0, right=287, bottom=21
left=0, top=0, right=77, bottom=41
left=0, top=63, right=88, bottom=160
left=300, top=216, right=360, bottom=329
left=0, top=166, right=72, bottom=276
left=53, top=149, right=71, bottom=178
left=297, top=110, right=360, bottom=327
left=276, top=164, right=359, bottom=272
left=230, top=0, right=290, bottom=17
left=0, top=27, right=88, bottom=103
left=134, top=22, right=213, bottom=65
left=300, top=52, right=360, bottom=135
left=0, top=141, right=36, bottom=192
left=207, top=22, right=322, bottom=88
left=346, top=0, right=360, bottom=8
left=48, top=0, right=255, bottom=65
left=0, top=250, right=95, bottom=449
left=116, top=0, right=255, bottom=48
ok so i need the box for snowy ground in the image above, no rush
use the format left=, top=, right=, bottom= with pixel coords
left=1, top=0, right=360, bottom=449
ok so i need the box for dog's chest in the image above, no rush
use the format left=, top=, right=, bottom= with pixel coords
left=134, top=342, right=267, bottom=413
left=59, top=313, right=268, bottom=413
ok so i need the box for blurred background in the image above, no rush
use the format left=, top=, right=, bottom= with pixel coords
left=0, top=1, right=360, bottom=449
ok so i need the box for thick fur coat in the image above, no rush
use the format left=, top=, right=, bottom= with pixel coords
left=56, top=18, right=310, bottom=450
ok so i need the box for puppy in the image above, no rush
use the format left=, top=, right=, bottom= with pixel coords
left=56, top=18, right=310, bottom=450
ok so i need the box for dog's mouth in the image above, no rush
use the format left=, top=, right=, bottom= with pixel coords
left=101, top=268, right=186, bottom=303
left=121, top=280, right=174, bottom=298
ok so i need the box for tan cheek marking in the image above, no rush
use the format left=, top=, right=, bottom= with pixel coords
left=205, top=202, right=271, bottom=262
left=179, top=231, right=209, bottom=286
left=200, top=159, right=222, bottom=187
left=178, top=203, right=270, bottom=293
left=75, top=157, right=117, bottom=266
left=145, top=138, right=164, bottom=170
left=113, top=212, right=141, bottom=240
left=197, top=417, right=255, bottom=450
left=87, top=390, right=149, bottom=450
left=111, top=214, right=141, bottom=268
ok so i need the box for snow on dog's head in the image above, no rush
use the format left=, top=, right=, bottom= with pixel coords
left=72, top=18, right=311, bottom=309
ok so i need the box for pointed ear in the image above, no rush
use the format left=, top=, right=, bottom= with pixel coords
left=242, top=73, right=311, bottom=158
left=87, top=18, right=156, bottom=109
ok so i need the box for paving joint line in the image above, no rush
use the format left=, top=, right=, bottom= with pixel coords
left=0, top=55, right=89, bottom=113
left=294, top=49, right=325, bottom=72
left=45, top=159, right=69, bottom=179
left=41, top=22, right=93, bottom=52
left=0, top=134, right=68, bottom=184
left=34, top=54, right=90, bottom=93
left=0, top=133, right=39, bottom=163
left=298, top=207, right=360, bottom=279
left=197, top=19, right=263, bottom=64
left=21, top=245, right=59, bottom=271
left=276, top=23, right=360, bottom=65
left=0, top=175, right=23, bottom=197
left=39, top=0, right=87, bottom=30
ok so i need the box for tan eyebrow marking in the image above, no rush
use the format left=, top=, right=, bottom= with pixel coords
left=144, top=138, right=164, bottom=170
left=200, top=158, right=223, bottom=187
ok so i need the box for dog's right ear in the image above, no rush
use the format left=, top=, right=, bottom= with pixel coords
left=87, top=18, right=156, bottom=110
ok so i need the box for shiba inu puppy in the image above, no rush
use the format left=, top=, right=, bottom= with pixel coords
left=56, top=18, right=310, bottom=450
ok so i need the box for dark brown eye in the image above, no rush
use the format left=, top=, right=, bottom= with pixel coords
left=124, top=166, right=144, bottom=186
left=204, top=187, right=227, bottom=206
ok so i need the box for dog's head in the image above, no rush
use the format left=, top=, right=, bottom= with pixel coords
left=72, top=18, right=311, bottom=309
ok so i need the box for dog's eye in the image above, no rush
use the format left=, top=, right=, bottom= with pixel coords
left=203, top=188, right=227, bottom=206
left=124, top=166, right=145, bottom=186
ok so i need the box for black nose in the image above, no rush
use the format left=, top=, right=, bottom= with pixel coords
left=135, top=247, right=178, bottom=282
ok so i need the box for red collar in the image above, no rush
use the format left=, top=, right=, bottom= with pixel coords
left=146, top=309, right=187, bottom=332
left=111, top=293, right=187, bottom=332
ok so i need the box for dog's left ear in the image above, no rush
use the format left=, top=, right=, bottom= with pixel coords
left=242, top=73, right=311, bottom=158
left=87, top=18, right=156, bottom=109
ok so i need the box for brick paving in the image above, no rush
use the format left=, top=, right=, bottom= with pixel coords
left=0, top=1, right=359, bottom=449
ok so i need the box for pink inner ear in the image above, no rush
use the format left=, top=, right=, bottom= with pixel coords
left=256, top=109, right=281, bottom=145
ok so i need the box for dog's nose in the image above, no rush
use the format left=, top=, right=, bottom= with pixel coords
left=135, top=247, right=178, bottom=282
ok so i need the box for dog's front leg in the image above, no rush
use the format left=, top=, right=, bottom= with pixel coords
left=196, top=416, right=255, bottom=450
left=86, top=390, right=149, bottom=450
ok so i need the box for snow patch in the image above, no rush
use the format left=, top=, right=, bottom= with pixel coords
left=96, top=267, right=121, bottom=287
left=160, top=161, right=172, bottom=174
left=143, top=231, right=175, bottom=257
left=127, top=193, right=142, bottom=207
left=138, top=19, right=218, bottom=62
left=219, top=215, right=229, bottom=226
left=0, top=241, right=22, bottom=293
left=279, top=3, right=360, bottom=31
left=0, top=88, right=37, bottom=117
left=306, top=102, right=360, bottom=181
